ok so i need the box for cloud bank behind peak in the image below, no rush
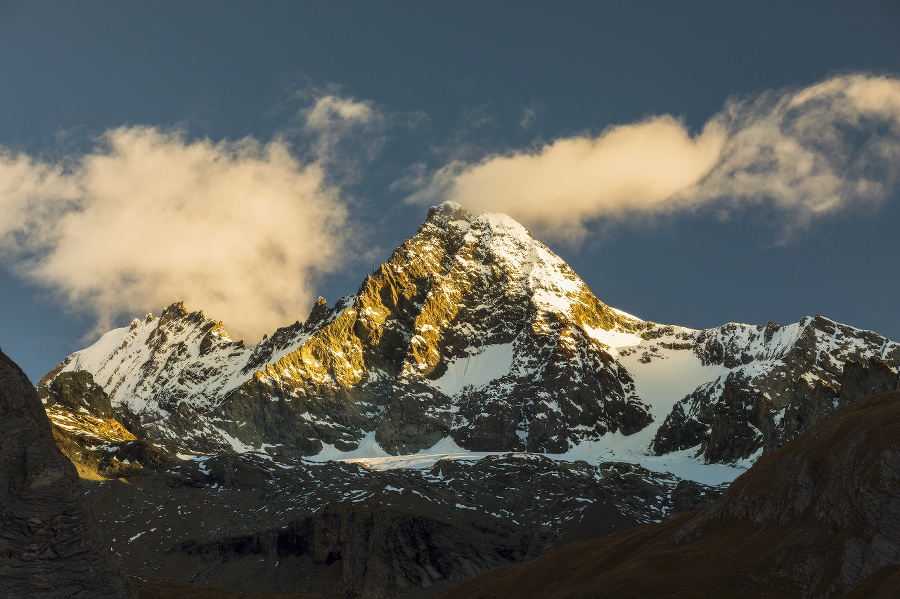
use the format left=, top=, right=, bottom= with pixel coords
left=0, top=125, right=350, bottom=342
left=408, top=73, right=900, bottom=244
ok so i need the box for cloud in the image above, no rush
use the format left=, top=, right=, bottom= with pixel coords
left=519, top=104, right=543, bottom=129
left=519, top=108, right=537, bottom=129
left=303, top=94, right=374, bottom=130
left=698, top=74, right=900, bottom=225
left=0, top=126, right=350, bottom=341
left=408, top=73, right=900, bottom=244
left=292, top=90, right=392, bottom=183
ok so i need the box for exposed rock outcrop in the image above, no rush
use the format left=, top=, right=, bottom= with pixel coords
left=0, top=348, right=135, bottom=599
left=653, top=353, right=900, bottom=463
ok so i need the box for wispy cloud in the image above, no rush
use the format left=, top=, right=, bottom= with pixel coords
left=303, top=94, right=375, bottom=130
left=519, top=104, right=542, bottom=129
left=289, top=85, right=424, bottom=185
left=408, top=73, right=900, bottom=244
left=0, top=125, right=351, bottom=342
left=297, top=93, right=385, bottom=174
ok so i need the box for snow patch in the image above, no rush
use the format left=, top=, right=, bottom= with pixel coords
left=430, top=343, right=514, bottom=397
left=582, top=325, right=642, bottom=353
left=69, top=326, right=132, bottom=372
left=307, top=430, right=390, bottom=463
left=332, top=434, right=745, bottom=485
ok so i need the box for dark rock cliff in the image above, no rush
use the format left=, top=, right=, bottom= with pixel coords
left=0, top=348, right=135, bottom=599
left=653, top=354, right=900, bottom=463
left=78, top=451, right=720, bottom=598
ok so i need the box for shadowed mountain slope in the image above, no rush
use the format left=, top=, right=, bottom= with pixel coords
left=0, top=348, right=135, bottom=599
left=134, top=579, right=322, bottom=599
left=435, top=390, right=900, bottom=599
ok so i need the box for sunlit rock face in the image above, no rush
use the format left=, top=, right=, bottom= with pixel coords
left=38, top=202, right=900, bottom=465
left=0, top=349, right=135, bottom=599
left=38, top=202, right=651, bottom=457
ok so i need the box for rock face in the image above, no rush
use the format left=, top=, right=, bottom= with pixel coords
left=651, top=323, right=900, bottom=463
left=434, top=390, right=900, bottom=599
left=39, top=203, right=653, bottom=457
left=79, top=451, right=719, bottom=598
left=38, top=202, right=900, bottom=468
left=0, top=348, right=135, bottom=599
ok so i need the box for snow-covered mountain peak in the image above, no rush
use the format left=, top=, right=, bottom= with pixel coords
left=416, top=202, right=642, bottom=339
left=38, top=206, right=900, bottom=472
left=48, top=301, right=251, bottom=416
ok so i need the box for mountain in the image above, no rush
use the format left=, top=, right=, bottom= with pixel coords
left=33, top=202, right=900, bottom=596
left=0, top=348, right=135, bottom=599
left=433, top=389, right=900, bottom=599
left=39, top=202, right=900, bottom=469
left=39, top=202, right=652, bottom=459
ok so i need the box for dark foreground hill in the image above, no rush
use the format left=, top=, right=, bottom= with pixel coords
left=134, top=579, right=322, bottom=599
left=0, top=348, right=135, bottom=599
left=78, top=451, right=716, bottom=598
left=435, top=391, right=900, bottom=599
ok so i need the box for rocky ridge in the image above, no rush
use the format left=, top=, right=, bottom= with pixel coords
left=79, top=450, right=719, bottom=598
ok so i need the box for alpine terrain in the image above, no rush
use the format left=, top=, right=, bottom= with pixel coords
left=436, top=389, right=900, bottom=599
left=34, top=202, right=900, bottom=597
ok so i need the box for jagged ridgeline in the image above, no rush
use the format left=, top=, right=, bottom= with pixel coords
left=39, top=202, right=900, bottom=466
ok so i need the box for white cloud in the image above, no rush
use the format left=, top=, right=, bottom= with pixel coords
left=409, top=116, right=725, bottom=243
left=294, top=92, right=388, bottom=182
left=0, top=126, right=349, bottom=341
left=409, top=73, right=900, bottom=244
left=698, top=74, right=900, bottom=226
left=303, top=94, right=374, bottom=131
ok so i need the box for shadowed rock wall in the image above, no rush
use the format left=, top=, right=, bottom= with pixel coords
left=0, top=348, right=135, bottom=599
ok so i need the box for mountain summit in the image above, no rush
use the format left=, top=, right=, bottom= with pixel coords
left=39, top=202, right=900, bottom=471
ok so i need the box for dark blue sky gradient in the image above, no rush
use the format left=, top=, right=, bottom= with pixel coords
left=1, top=1, right=899, bottom=380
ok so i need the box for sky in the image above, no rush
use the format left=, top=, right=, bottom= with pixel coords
left=1, top=1, right=900, bottom=382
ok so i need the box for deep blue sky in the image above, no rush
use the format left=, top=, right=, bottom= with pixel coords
left=2, top=1, right=899, bottom=381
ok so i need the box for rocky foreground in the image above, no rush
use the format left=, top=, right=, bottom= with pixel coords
left=78, top=450, right=718, bottom=598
